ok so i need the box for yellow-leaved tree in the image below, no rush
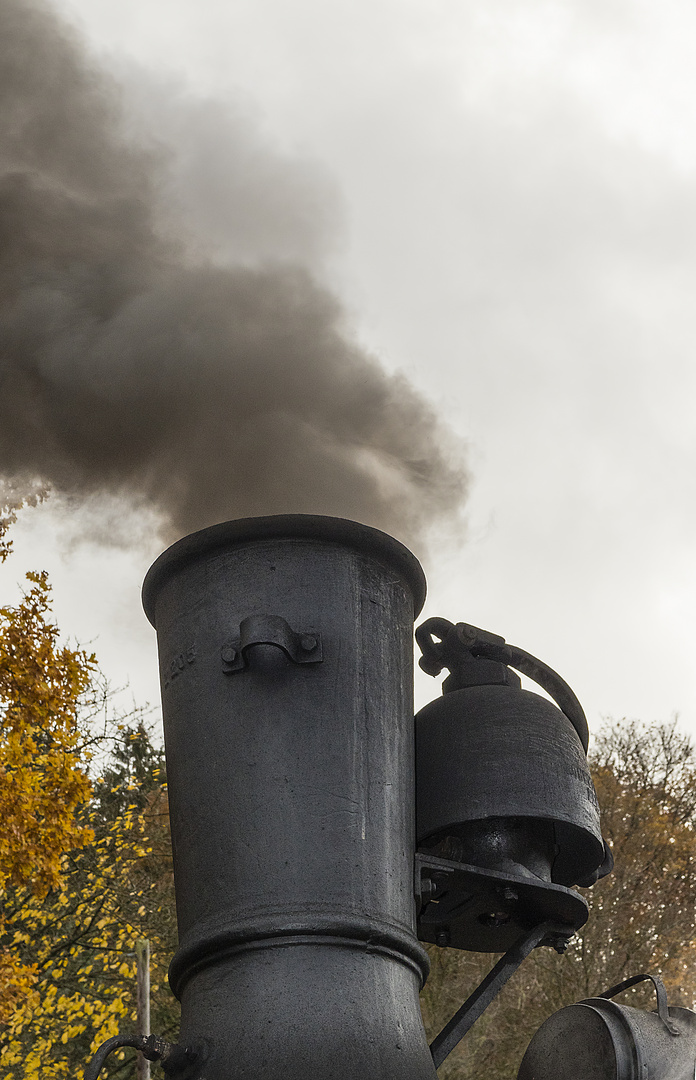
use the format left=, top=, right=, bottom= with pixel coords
left=0, top=510, right=178, bottom=1078
left=1, top=743, right=178, bottom=1079
left=0, top=511, right=95, bottom=1018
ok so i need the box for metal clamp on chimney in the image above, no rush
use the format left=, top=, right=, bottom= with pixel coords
left=220, top=614, right=323, bottom=673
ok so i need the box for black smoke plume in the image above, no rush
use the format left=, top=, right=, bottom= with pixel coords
left=0, top=0, right=467, bottom=549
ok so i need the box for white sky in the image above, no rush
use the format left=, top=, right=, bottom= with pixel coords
left=3, top=0, right=696, bottom=731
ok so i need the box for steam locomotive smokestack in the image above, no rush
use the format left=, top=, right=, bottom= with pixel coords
left=143, top=515, right=438, bottom=1080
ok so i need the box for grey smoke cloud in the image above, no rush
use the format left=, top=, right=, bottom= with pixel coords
left=0, top=0, right=467, bottom=549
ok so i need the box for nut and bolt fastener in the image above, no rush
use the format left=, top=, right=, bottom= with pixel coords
left=436, top=931, right=450, bottom=948
left=221, top=646, right=238, bottom=664
left=480, top=912, right=511, bottom=927
left=420, top=878, right=437, bottom=900
left=300, top=634, right=318, bottom=652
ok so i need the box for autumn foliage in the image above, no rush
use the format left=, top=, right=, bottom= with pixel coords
left=0, top=515, right=177, bottom=1077
left=0, top=516, right=95, bottom=1024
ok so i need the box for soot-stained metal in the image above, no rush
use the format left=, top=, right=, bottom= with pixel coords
left=518, top=974, right=696, bottom=1080
left=82, top=515, right=690, bottom=1080
left=138, top=515, right=435, bottom=1080
left=414, top=616, right=612, bottom=958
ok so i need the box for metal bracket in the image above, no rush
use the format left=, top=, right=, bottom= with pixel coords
left=84, top=1033, right=201, bottom=1079
left=429, top=920, right=564, bottom=1068
left=221, top=615, right=323, bottom=673
left=415, top=852, right=587, bottom=953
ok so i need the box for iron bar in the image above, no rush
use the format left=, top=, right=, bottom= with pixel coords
left=429, top=922, right=558, bottom=1068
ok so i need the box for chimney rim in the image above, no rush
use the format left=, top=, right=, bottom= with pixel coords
left=142, top=513, right=426, bottom=627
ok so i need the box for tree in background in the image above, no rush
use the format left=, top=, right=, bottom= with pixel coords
left=420, top=717, right=696, bottom=1079
left=0, top=722, right=179, bottom=1079
left=0, top=512, right=96, bottom=1021
left=0, top=511, right=178, bottom=1078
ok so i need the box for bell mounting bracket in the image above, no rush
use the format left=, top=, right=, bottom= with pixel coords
left=428, top=918, right=576, bottom=1068
left=415, top=852, right=586, bottom=954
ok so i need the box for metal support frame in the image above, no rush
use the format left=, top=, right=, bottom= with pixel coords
left=429, top=922, right=562, bottom=1068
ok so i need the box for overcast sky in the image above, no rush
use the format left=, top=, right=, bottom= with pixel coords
left=3, top=0, right=696, bottom=730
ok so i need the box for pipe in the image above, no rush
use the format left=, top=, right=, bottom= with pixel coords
left=142, top=514, right=437, bottom=1080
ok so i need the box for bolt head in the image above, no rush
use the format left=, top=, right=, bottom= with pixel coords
left=420, top=878, right=436, bottom=900
left=300, top=634, right=318, bottom=652
left=479, top=911, right=511, bottom=927
left=221, top=646, right=237, bottom=664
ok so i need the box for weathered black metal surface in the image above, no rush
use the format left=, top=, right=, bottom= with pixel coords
left=416, top=684, right=604, bottom=888
left=143, top=515, right=435, bottom=1080
left=142, top=514, right=427, bottom=623
left=518, top=993, right=696, bottom=1080
left=415, top=852, right=587, bottom=952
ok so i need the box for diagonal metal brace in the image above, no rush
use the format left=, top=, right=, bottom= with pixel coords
left=429, top=921, right=565, bottom=1068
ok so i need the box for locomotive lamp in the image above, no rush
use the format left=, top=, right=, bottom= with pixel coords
left=518, top=974, right=696, bottom=1080
left=84, top=515, right=618, bottom=1079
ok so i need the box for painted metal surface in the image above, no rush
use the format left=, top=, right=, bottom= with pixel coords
left=142, top=514, right=436, bottom=1080
left=518, top=977, right=696, bottom=1080
left=414, top=618, right=608, bottom=933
